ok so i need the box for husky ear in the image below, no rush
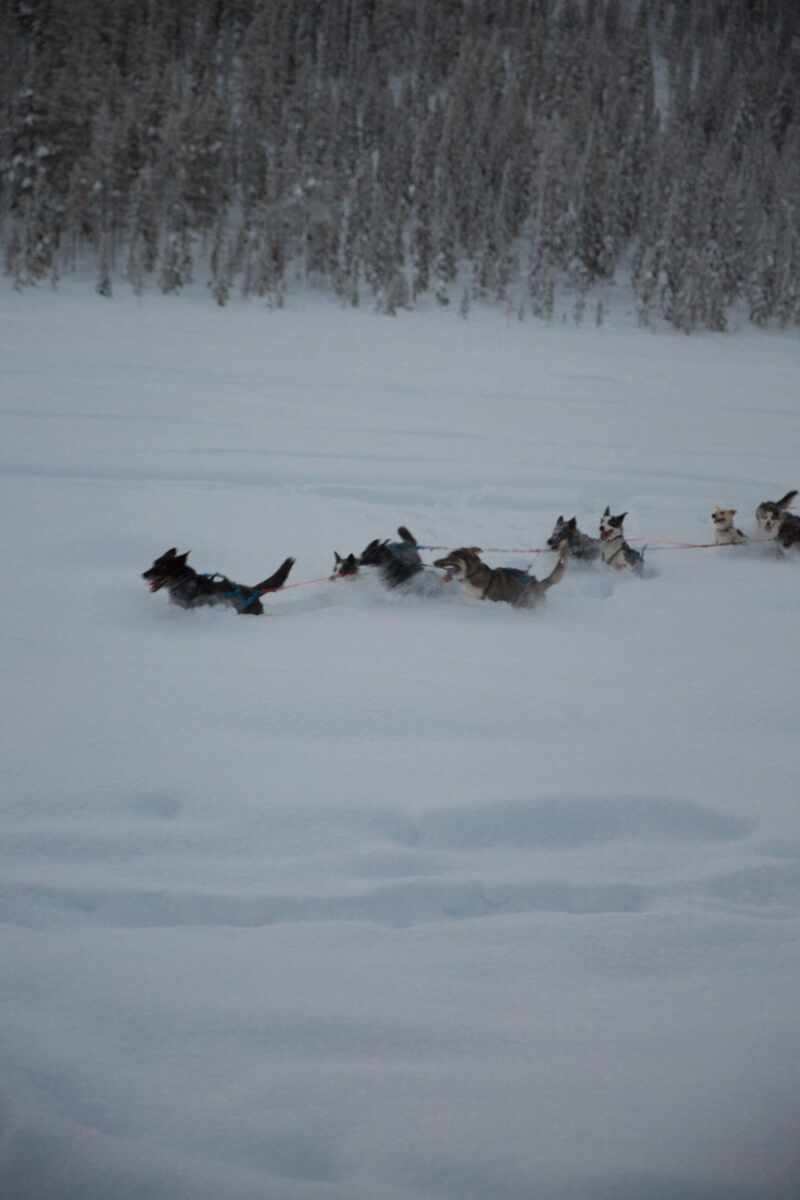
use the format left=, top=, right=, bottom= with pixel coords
left=603, top=506, right=610, bottom=517
left=616, top=513, right=627, bottom=524
left=567, top=517, right=577, bottom=529
left=778, top=490, right=798, bottom=510
left=556, top=515, right=563, bottom=523
left=334, top=551, right=342, bottom=563
left=164, top=547, right=177, bottom=557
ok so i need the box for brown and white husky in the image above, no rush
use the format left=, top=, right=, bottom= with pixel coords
left=433, top=543, right=567, bottom=608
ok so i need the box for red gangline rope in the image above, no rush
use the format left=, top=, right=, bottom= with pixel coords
left=417, top=540, right=738, bottom=555
left=277, top=540, right=746, bottom=594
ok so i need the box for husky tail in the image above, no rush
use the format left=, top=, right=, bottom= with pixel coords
left=256, top=557, right=295, bottom=595
left=539, top=543, right=569, bottom=592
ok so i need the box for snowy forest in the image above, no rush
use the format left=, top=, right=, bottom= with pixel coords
left=1, top=0, right=798, bottom=331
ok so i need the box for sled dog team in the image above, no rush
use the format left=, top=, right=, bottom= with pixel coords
left=143, top=489, right=800, bottom=616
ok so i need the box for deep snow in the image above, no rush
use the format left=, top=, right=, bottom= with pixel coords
left=1, top=283, right=800, bottom=1200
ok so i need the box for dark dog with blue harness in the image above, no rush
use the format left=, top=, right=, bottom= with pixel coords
left=142, top=548, right=294, bottom=614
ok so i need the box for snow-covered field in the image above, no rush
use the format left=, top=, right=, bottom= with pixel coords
left=2, top=284, right=800, bottom=1200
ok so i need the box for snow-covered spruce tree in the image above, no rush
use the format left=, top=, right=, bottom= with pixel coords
left=528, top=120, right=573, bottom=318
left=410, top=102, right=441, bottom=302
left=748, top=214, right=779, bottom=327
left=574, top=120, right=615, bottom=285
left=209, top=211, right=232, bottom=307
left=125, top=167, right=160, bottom=292
left=433, top=216, right=457, bottom=308
left=159, top=202, right=193, bottom=295
left=178, top=90, right=229, bottom=243
left=412, top=196, right=433, bottom=303
left=773, top=124, right=800, bottom=327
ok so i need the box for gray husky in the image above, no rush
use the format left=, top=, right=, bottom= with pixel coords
left=433, top=544, right=567, bottom=608
left=755, top=489, right=800, bottom=549
left=547, top=515, right=601, bottom=561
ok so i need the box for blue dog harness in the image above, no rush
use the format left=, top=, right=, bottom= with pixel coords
left=223, top=583, right=262, bottom=612
left=201, top=574, right=262, bottom=612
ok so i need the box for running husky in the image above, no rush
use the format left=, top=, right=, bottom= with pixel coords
left=433, top=543, right=567, bottom=608
left=547, top=515, right=601, bottom=561
left=599, top=508, right=645, bottom=573
left=755, top=489, right=800, bottom=549
left=331, top=526, right=424, bottom=588
left=142, top=548, right=294, bottom=614
left=330, top=551, right=360, bottom=579
left=711, top=507, right=747, bottom=546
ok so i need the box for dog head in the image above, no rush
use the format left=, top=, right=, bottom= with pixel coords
left=547, top=515, right=577, bottom=550
left=330, top=551, right=360, bottom=581
left=755, top=490, right=797, bottom=537
left=142, top=547, right=190, bottom=592
left=599, top=507, right=626, bottom=541
left=433, top=547, right=483, bottom=582
left=711, top=506, right=738, bottom=534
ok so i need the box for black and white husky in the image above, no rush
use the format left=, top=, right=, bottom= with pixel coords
left=546, top=515, right=601, bottom=561
left=755, top=489, right=800, bottom=549
left=331, top=526, right=436, bottom=591
left=711, top=507, right=747, bottom=545
left=599, top=508, right=645, bottom=573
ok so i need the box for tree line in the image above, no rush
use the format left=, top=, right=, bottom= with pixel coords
left=1, top=0, right=798, bottom=331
